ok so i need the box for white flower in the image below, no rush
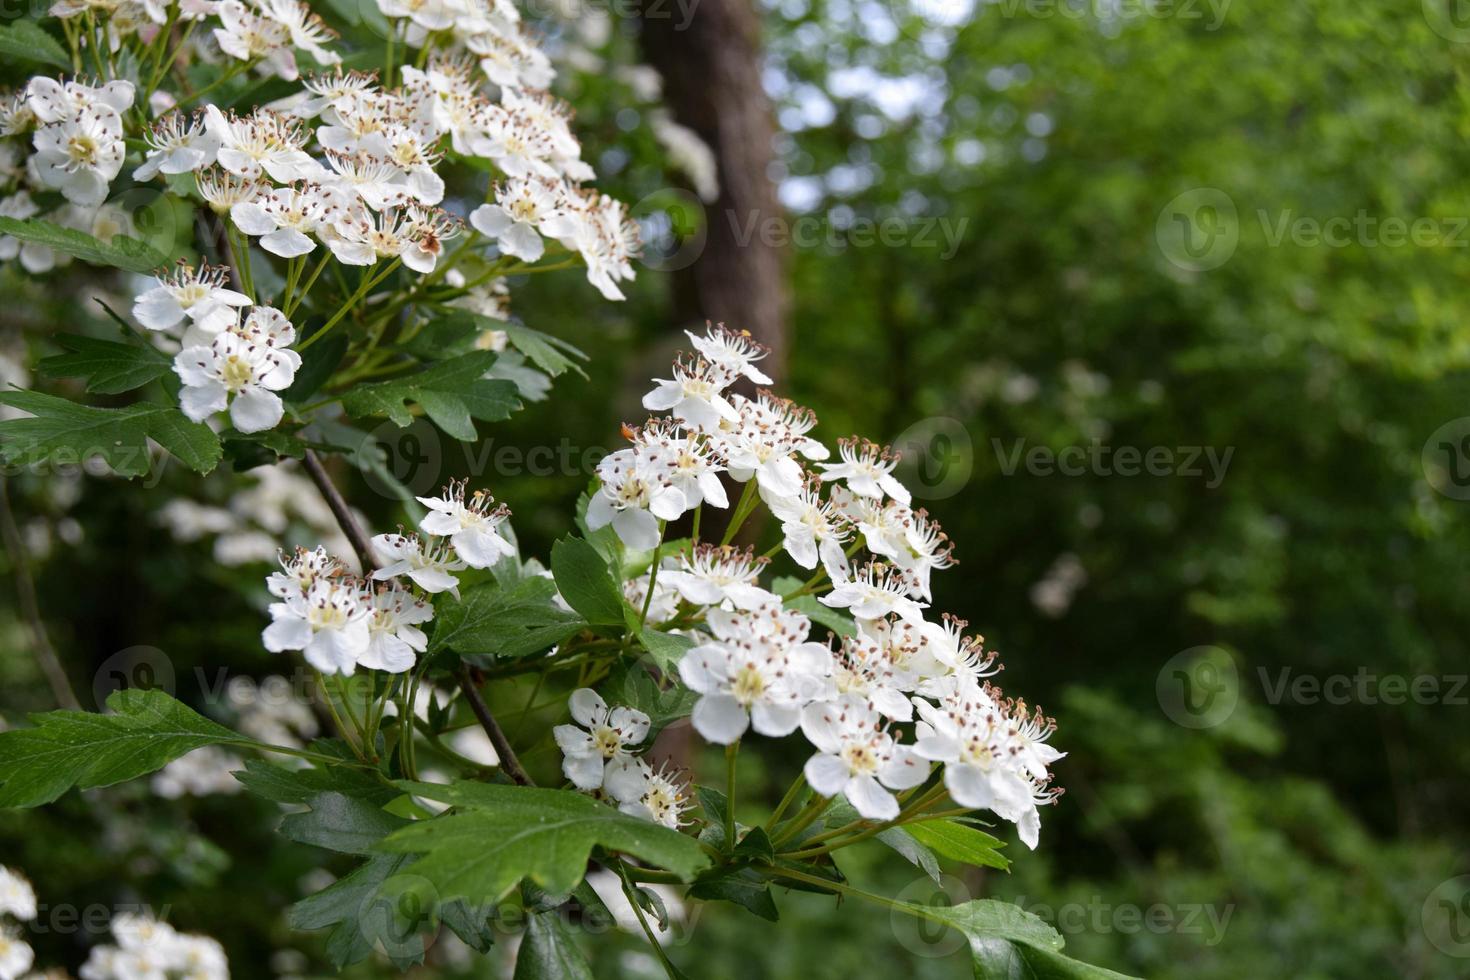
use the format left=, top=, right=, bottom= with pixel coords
left=762, top=477, right=851, bottom=580
left=713, top=393, right=827, bottom=500
left=678, top=606, right=831, bottom=744
left=25, top=77, right=134, bottom=125
left=31, top=105, right=126, bottom=206
left=829, top=636, right=917, bottom=721
left=262, top=574, right=372, bottom=675
left=685, top=324, right=772, bottom=385
left=660, top=544, right=776, bottom=611
left=267, top=546, right=348, bottom=598
left=231, top=184, right=344, bottom=257
left=818, top=437, right=912, bottom=505
left=553, top=688, right=650, bottom=791
left=416, top=481, right=515, bottom=567
left=630, top=420, right=729, bottom=511
left=370, top=531, right=466, bottom=595
left=173, top=326, right=300, bottom=433
left=911, top=693, right=1062, bottom=849
left=468, top=177, right=573, bottom=262
left=0, top=866, right=36, bottom=921
left=0, top=192, right=53, bottom=273
left=641, top=356, right=738, bottom=431
left=820, top=562, right=927, bottom=626
left=361, top=585, right=432, bottom=673
left=0, top=927, right=33, bottom=980
left=135, top=111, right=220, bottom=180
left=622, top=568, right=680, bottom=625
left=587, top=447, right=686, bottom=550
left=214, top=0, right=299, bottom=79
left=205, top=106, right=323, bottom=182
left=800, top=696, right=928, bottom=820
left=133, top=263, right=251, bottom=336
left=605, top=759, right=691, bottom=829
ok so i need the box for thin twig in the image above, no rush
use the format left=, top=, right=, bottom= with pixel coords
left=0, top=479, right=81, bottom=709
left=456, top=667, right=533, bottom=786
left=300, top=449, right=376, bottom=573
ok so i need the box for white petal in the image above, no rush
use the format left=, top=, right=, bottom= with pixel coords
left=803, top=752, right=850, bottom=797
left=690, top=694, right=749, bottom=745
left=229, top=387, right=283, bottom=433
left=845, top=774, right=899, bottom=821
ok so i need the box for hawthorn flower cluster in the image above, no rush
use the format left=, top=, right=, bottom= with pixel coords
left=588, top=324, right=1065, bottom=846
left=555, top=688, right=691, bottom=829
left=79, top=913, right=228, bottom=980
left=0, top=867, right=227, bottom=980
left=0, top=866, right=36, bottom=980
left=261, top=480, right=512, bottom=675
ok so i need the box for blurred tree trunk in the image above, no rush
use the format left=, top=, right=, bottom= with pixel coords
left=636, top=0, right=790, bottom=385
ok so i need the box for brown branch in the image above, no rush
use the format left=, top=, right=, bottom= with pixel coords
left=300, top=449, right=377, bottom=574
left=0, top=478, right=81, bottom=709
left=298, top=449, right=534, bottom=785
left=456, top=667, right=534, bottom=786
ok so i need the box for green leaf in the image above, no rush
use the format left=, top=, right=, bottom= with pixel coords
left=0, top=217, right=166, bottom=273
left=551, top=536, right=625, bottom=626
left=502, top=322, right=588, bottom=378
left=688, top=865, right=778, bottom=921
left=281, top=329, right=347, bottom=402
left=905, top=818, right=1010, bottom=872
left=439, top=899, right=496, bottom=954
left=774, top=576, right=857, bottom=637
left=600, top=663, right=697, bottom=740
left=911, top=900, right=1140, bottom=980
left=0, top=389, right=221, bottom=477
left=379, top=781, right=710, bottom=905
left=233, top=758, right=395, bottom=806
left=638, top=628, right=694, bottom=673
left=513, top=909, right=593, bottom=980
left=280, top=791, right=410, bottom=855
left=428, top=575, right=584, bottom=661
left=398, top=312, right=486, bottom=360
left=340, top=350, right=521, bottom=441
left=37, top=335, right=171, bottom=395
left=0, top=21, right=71, bottom=70
left=0, top=689, right=243, bottom=807
left=288, top=854, right=426, bottom=969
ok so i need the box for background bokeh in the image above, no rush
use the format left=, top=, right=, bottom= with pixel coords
left=3, top=0, right=1469, bottom=977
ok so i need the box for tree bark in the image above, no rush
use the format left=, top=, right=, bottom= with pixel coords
left=636, top=0, right=790, bottom=384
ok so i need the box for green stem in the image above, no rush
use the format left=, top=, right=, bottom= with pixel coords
left=615, top=862, right=683, bottom=980
left=720, top=481, right=760, bottom=545
left=765, top=773, right=807, bottom=830
left=690, top=502, right=702, bottom=545
left=725, top=740, right=740, bottom=847
left=763, top=866, right=909, bottom=914
left=638, top=520, right=668, bottom=629
left=285, top=251, right=332, bottom=317
left=770, top=793, right=829, bottom=848
left=315, top=670, right=365, bottom=761
left=297, top=259, right=400, bottom=352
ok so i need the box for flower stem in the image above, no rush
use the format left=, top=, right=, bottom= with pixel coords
left=638, top=519, right=668, bottom=629
left=615, top=862, right=683, bottom=980
left=724, top=740, right=740, bottom=847
left=765, top=773, right=806, bottom=830
left=297, top=259, right=401, bottom=352
left=720, top=480, right=760, bottom=545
